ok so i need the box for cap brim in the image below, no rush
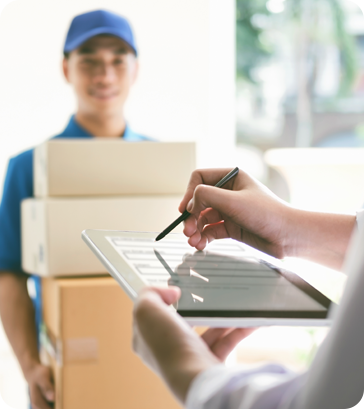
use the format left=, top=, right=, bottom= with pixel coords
left=64, top=26, right=137, bottom=55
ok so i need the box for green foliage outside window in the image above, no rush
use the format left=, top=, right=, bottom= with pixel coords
left=236, top=0, right=358, bottom=95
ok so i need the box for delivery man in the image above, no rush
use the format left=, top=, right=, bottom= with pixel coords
left=0, top=9, right=150, bottom=409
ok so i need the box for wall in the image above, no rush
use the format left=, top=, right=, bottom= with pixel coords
left=0, top=0, right=236, bottom=196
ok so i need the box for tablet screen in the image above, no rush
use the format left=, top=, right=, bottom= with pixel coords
left=106, top=235, right=331, bottom=318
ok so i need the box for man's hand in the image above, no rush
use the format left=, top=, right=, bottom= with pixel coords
left=0, top=273, right=55, bottom=408
left=25, top=363, right=55, bottom=409
left=133, top=287, right=254, bottom=403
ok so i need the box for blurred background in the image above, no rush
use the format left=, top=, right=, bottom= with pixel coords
left=236, top=0, right=364, bottom=150
left=0, top=0, right=363, bottom=407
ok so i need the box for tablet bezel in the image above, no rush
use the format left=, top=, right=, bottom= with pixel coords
left=82, top=229, right=335, bottom=327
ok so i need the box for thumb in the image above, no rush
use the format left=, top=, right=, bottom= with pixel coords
left=187, top=184, right=235, bottom=215
left=38, top=372, right=55, bottom=402
left=152, top=286, right=181, bottom=305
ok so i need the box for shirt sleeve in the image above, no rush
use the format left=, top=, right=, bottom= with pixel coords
left=356, top=209, right=364, bottom=233
left=186, top=214, right=364, bottom=409
left=186, top=364, right=306, bottom=409
left=0, top=150, right=33, bottom=273
left=299, top=218, right=364, bottom=409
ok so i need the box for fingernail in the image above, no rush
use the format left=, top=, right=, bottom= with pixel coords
left=187, top=199, right=193, bottom=212
left=169, top=285, right=181, bottom=294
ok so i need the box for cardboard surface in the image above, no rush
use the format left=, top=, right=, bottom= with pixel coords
left=34, top=140, right=196, bottom=197
left=21, top=196, right=183, bottom=276
left=42, top=277, right=182, bottom=409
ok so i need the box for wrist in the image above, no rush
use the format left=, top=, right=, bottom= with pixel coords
left=282, top=208, right=356, bottom=269
left=163, top=354, right=218, bottom=403
left=20, top=356, right=41, bottom=381
left=280, top=206, right=305, bottom=258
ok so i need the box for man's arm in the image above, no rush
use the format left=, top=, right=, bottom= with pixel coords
left=0, top=272, right=54, bottom=409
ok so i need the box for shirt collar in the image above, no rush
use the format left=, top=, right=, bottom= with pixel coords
left=55, top=115, right=136, bottom=139
left=54, top=115, right=93, bottom=138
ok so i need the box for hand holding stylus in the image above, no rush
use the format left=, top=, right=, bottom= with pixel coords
left=179, top=167, right=294, bottom=256
left=155, top=167, right=239, bottom=241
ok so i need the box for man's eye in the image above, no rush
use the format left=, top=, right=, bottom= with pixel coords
left=114, top=58, right=125, bottom=65
left=81, top=59, right=97, bottom=66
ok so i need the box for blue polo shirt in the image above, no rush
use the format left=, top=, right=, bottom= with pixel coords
left=0, top=115, right=151, bottom=332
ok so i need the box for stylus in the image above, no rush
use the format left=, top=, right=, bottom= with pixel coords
left=155, top=167, right=240, bottom=241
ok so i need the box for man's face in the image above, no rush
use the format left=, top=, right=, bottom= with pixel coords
left=63, top=35, right=138, bottom=115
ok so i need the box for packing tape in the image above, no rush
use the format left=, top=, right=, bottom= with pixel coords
left=40, top=324, right=99, bottom=365
left=64, top=338, right=99, bottom=364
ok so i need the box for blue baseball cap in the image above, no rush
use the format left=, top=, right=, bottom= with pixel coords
left=64, top=10, right=137, bottom=55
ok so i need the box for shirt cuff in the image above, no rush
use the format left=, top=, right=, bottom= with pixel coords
left=185, top=365, right=227, bottom=409
left=356, top=209, right=364, bottom=233
left=342, top=210, right=364, bottom=277
left=185, top=363, right=291, bottom=409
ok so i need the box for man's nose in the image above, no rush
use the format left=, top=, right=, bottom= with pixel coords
left=94, top=62, right=116, bottom=83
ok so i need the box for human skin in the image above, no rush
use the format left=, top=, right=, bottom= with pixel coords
left=0, top=35, right=139, bottom=409
left=0, top=273, right=55, bottom=409
left=63, top=35, right=138, bottom=137
left=133, top=167, right=357, bottom=403
left=134, top=287, right=255, bottom=403
left=180, top=168, right=356, bottom=271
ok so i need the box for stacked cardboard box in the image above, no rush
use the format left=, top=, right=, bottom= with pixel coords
left=21, top=139, right=195, bottom=409
left=41, top=277, right=181, bottom=409
left=22, top=196, right=185, bottom=276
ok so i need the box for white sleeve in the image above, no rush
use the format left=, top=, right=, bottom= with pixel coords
left=341, top=209, right=364, bottom=278
left=185, top=212, right=364, bottom=409
left=298, top=219, right=364, bottom=409
left=185, top=363, right=306, bottom=409
left=356, top=209, right=364, bottom=233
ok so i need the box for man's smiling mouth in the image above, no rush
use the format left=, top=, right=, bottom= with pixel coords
left=89, top=90, right=119, bottom=100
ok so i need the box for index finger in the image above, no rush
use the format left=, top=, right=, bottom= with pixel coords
left=178, top=168, right=238, bottom=213
left=202, top=327, right=256, bottom=361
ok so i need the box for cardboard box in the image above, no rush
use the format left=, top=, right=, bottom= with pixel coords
left=34, top=140, right=196, bottom=197
left=41, top=277, right=182, bottom=409
left=21, top=196, right=183, bottom=276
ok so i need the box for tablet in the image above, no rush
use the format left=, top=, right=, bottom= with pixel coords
left=82, top=230, right=334, bottom=327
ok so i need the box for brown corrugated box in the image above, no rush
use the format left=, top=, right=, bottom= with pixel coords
left=21, top=196, right=183, bottom=276
left=41, top=276, right=182, bottom=409
left=34, top=140, right=196, bottom=197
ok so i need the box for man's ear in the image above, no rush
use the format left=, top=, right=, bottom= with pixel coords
left=62, top=58, right=70, bottom=83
